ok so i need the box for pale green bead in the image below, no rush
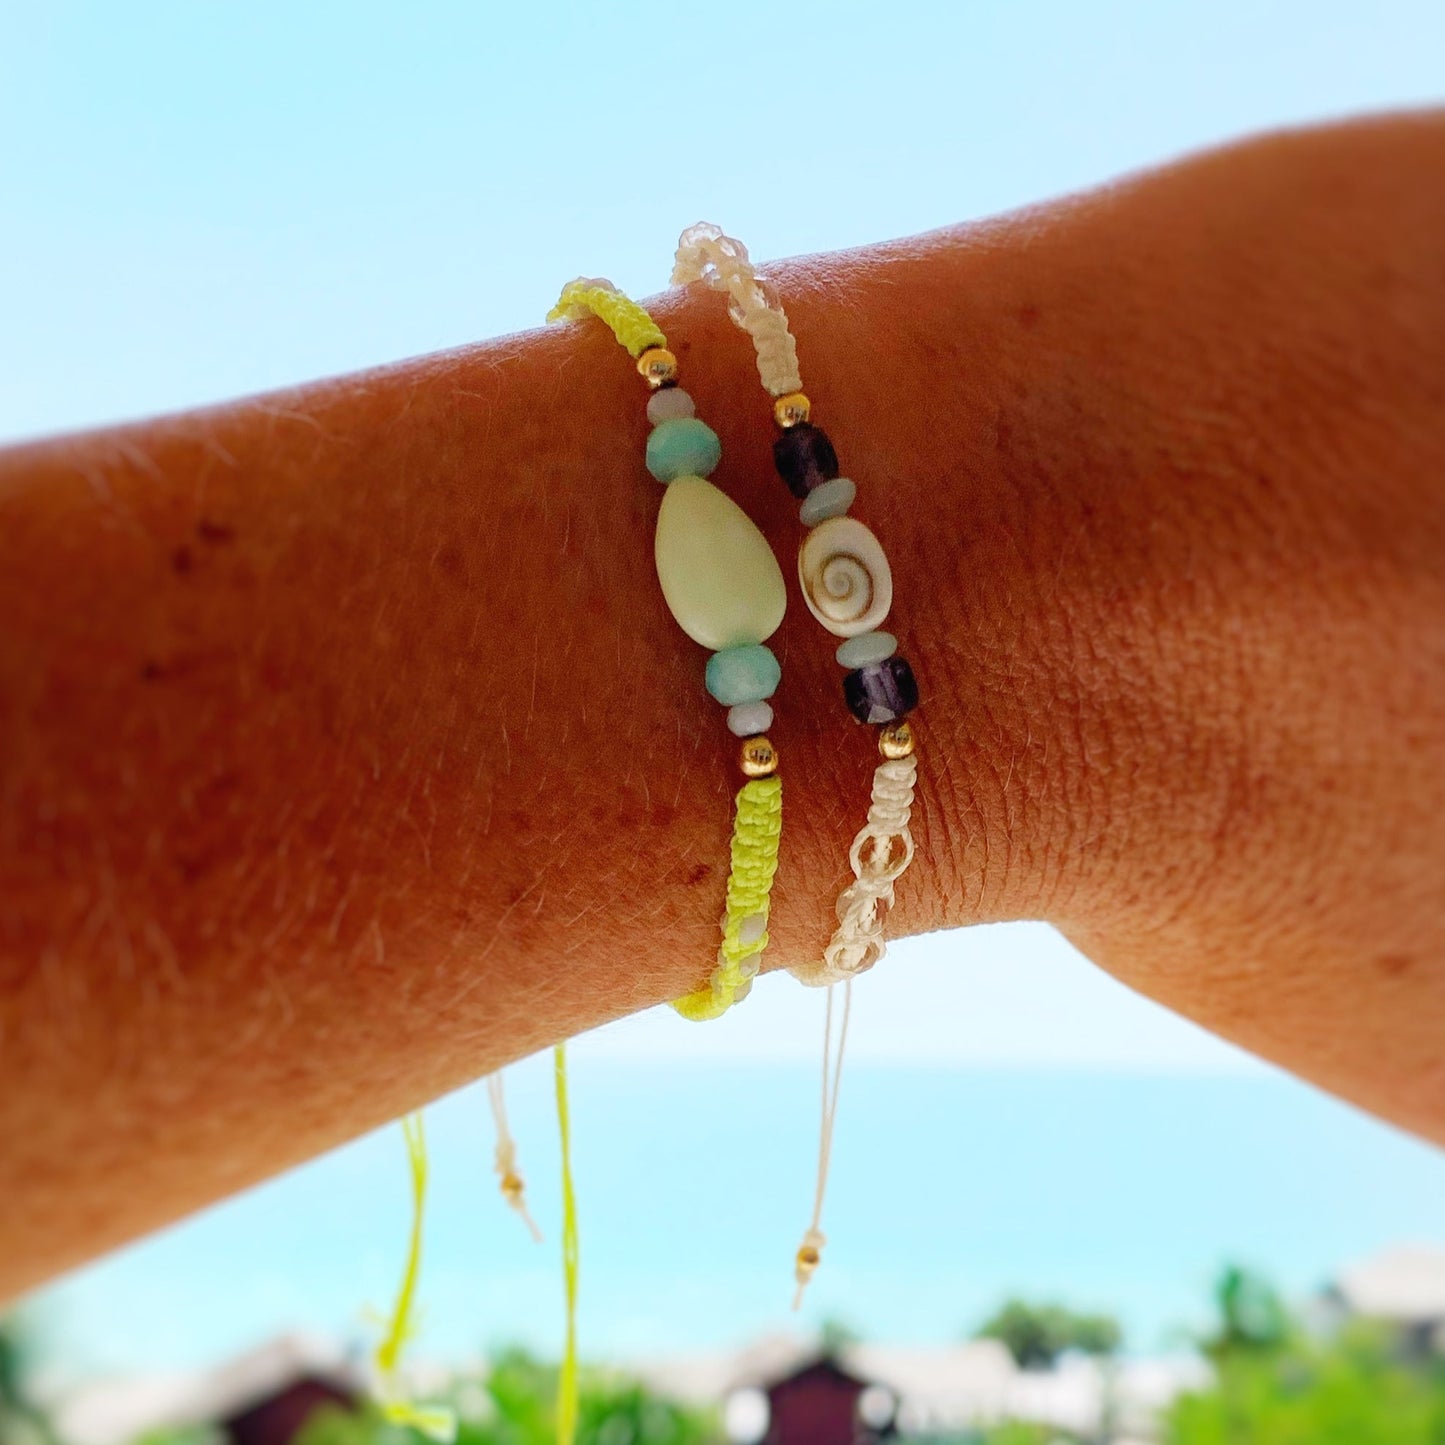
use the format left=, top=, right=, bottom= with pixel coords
left=655, top=478, right=787, bottom=649
left=705, top=644, right=781, bottom=706
left=835, top=630, right=897, bottom=669
left=646, top=416, right=722, bottom=481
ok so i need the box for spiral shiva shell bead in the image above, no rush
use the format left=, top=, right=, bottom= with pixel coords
left=796, top=515, right=894, bottom=638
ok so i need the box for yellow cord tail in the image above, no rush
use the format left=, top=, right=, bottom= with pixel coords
left=374, top=1113, right=457, bottom=1443
left=375, top=1114, right=427, bottom=1377
left=547, top=279, right=666, bottom=358
left=672, top=774, right=783, bottom=1021
left=554, top=1043, right=580, bottom=1445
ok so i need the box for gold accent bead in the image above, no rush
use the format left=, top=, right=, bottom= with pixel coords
left=500, top=1172, right=525, bottom=1204
left=739, top=734, right=779, bottom=777
left=878, top=720, right=916, bottom=759
left=637, top=347, right=678, bottom=389
left=796, top=1245, right=820, bottom=1270
left=773, top=391, right=812, bottom=428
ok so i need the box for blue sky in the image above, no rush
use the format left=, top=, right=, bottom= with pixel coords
left=6, top=0, right=1445, bottom=1375
left=32, top=1059, right=1445, bottom=1374
left=2, top=2, right=1441, bottom=444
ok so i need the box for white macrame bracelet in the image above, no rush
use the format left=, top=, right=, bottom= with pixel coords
left=673, top=223, right=922, bottom=989
left=673, top=223, right=927, bottom=1307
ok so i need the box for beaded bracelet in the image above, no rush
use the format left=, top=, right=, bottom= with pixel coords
left=672, top=224, right=922, bottom=1302
left=469, top=280, right=795, bottom=1445
left=546, top=278, right=787, bottom=1022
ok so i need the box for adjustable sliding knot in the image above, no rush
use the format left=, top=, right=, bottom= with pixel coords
left=793, top=1226, right=827, bottom=1307
left=794, top=754, right=918, bottom=987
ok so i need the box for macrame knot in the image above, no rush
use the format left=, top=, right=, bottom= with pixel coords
left=673, top=223, right=804, bottom=397
left=793, top=755, right=919, bottom=988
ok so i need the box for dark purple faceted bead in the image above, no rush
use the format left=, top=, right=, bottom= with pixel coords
left=843, top=655, right=919, bottom=726
left=772, top=423, right=840, bottom=499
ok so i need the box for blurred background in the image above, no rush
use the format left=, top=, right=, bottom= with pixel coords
left=3, top=3, right=1444, bottom=1443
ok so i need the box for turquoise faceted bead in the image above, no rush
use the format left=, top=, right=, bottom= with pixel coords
left=705, top=644, right=782, bottom=706
left=646, top=417, right=722, bottom=482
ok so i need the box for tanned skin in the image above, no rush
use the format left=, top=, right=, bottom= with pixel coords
left=1, top=114, right=1442, bottom=1301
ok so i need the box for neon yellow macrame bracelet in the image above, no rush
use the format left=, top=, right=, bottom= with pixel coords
left=468, top=277, right=791, bottom=1445
left=547, top=278, right=787, bottom=1021
left=550, top=278, right=665, bottom=358
left=673, top=771, right=783, bottom=1021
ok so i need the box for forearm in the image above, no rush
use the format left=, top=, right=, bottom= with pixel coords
left=2, top=112, right=1443, bottom=1298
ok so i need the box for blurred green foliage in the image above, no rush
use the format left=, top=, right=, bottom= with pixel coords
left=895, top=1424, right=1071, bottom=1443
left=10, top=1262, right=1445, bottom=1445
left=294, top=1350, right=720, bottom=1445
left=975, top=1423, right=1062, bottom=1444
left=0, top=1318, right=58, bottom=1445
left=1164, top=1266, right=1445, bottom=1444
left=129, top=1430, right=221, bottom=1445
left=974, top=1299, right=1122, bottom=1369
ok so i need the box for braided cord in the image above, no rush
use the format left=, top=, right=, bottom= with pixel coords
left=671, top=222, right=802, bottom=397
left=547, top=278, right=666, bottom=358
left=672, top=775, right=783, bottom=1021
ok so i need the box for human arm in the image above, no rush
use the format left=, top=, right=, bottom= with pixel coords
left=1, top=112, right=1442, bottom=1299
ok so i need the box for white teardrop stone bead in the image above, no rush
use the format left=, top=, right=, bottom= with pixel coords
left=797, top=515, right=893, bottom=637
left=655, top=477, right=787, bottom=650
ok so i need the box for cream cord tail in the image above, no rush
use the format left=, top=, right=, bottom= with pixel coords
left=793, top=979, right=853, bottom=1310
left=486, top=1071, right=544, bottom=1243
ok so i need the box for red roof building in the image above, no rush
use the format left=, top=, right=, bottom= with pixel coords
left=763, top=1355, right=896, bottom=1445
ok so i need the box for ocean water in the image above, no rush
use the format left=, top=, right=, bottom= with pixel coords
left=29, top=1050, right=1445, bottom=1378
